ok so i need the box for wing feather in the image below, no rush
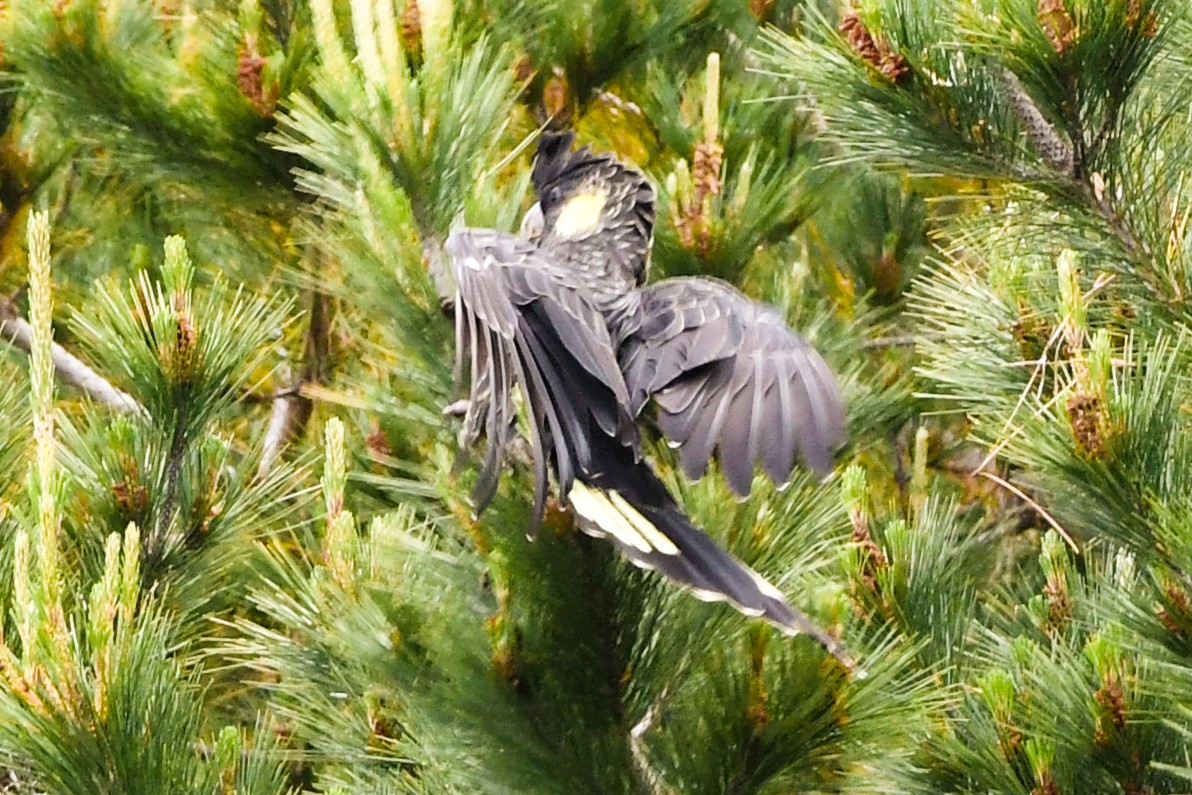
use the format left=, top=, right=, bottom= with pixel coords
left=446, top=227, right=637, bottom=523
left=460, top=307, right=492, bottom=451
left=620, top=276, right=844, bottom=494
left=513, top=324, right=576, bottom=527
left=767, top=354, right=799, bottom=485
left=678, top=354, right=748, bottom=482
left=719, top=357, right=763, bottom=495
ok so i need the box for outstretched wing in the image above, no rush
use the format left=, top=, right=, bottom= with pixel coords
left=619, top=277, right=845, bottom=495
left=447, top=227, right=636, bottom=531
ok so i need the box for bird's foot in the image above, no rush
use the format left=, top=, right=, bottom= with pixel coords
left=442, top=399, right=471, bottom=417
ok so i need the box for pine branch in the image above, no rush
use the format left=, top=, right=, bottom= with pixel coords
left=257, top=369, right=299, bottom=480
left=0, top=295, right=141, bottom=413
left=257, top=291, right=329, bottom=478
left=1074, top=179, right=1145, bottom=258
left=993, top=64, right=1146, bottom=262
left=154, top=399, right=190, bottom=542
left=862, top=333, right=940, bottom=350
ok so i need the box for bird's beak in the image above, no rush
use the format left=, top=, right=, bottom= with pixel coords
left=520, top=201, right=545, bottom=241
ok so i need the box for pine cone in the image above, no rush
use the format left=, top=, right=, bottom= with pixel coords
left=237, top=47, right=275, bottom=118
left=838, top=11, right=909, bottom=84
left=1126, top=0, right=1159, bottom=37
left=1066, top=392, right=1105, bottom=458
left=692, top=141, right=723, bottom=203
left=401, top=0, right=422, bottom=58
left=1037, top=0, right=1077, bottom=53
left=998, top=67, right=1074, bottom=175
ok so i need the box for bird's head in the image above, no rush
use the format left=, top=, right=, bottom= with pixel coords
left=522, top=131, right=655, bottom=284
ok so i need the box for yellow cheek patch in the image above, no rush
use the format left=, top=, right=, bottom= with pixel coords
left=553, top=189, right=607, bottom=237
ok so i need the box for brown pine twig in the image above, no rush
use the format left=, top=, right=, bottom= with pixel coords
left=257, top=290, right=331, bottom=478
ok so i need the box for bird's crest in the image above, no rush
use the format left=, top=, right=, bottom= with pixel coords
left=530, top=131, right=656, bottom=283
left=531, top=130, right=587, bottom=194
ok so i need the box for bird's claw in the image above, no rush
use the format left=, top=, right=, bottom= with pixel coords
left=442, top=399, right=471, bottom=417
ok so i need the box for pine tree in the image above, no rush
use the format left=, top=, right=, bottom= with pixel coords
left=0, top=0, right=1187, bottom=793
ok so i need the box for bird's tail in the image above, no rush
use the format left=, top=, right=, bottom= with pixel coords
left=566, top=439, right=860, bottom=674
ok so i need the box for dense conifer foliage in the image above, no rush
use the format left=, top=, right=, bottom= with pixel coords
left=0, top=1, right=1188, bottom=792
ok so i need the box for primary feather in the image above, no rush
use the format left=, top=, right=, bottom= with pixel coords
left=445, top=133, right=856, bottom=672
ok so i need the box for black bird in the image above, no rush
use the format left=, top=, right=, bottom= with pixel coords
left=446, top=132, right=854, bottom=670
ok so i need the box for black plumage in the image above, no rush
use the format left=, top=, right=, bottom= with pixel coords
left=619, top=277, right=846, bottom=494
left=573, top=432, right=854, bottom=668
left=448, top=228, right=635, bottom=533
left=445, top=133, right=856, bottom=671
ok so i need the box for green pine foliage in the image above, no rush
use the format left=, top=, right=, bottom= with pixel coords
left=0, top=0, right=1188, bottom=792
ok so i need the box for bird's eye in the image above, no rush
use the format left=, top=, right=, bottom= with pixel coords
left=547, top=186, right=564, bottom=205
